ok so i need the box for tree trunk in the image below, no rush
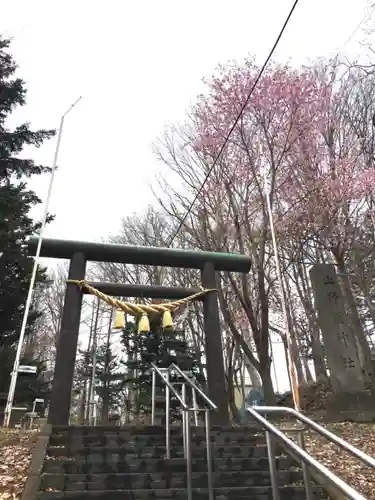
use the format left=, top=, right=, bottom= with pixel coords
left=245, top=359, right=263, bottom=389
left=259, top=364, right=275, bottom=404
left=281, top=337, right=293, bottom=392
left=225, top=343, right=239, bottom=422
left=79, top=385, right=87, bottom=424
left=283, top=273, right=306, bottom=385
left=293, top=261, right=327, bottom=379
left=101, top=308, right=114, bottom=424
left=289, top=332, right=305, bottom=385
left=302, top=354, right=313, bottom=382
left=101, top=386, right=110, bottom=425
left=226, top=373, right=239, bottom=422
left=242, top=327, right=262, bottom=389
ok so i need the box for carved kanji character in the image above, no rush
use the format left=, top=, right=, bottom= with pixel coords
left=327, top=290, right=339, bottom=303
left=323, top=275, right=335, bottom=285
left=337, top=330, right=349, bottom=348
left=341, top=356, right=355, bottom=369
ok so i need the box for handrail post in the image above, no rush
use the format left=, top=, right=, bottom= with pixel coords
left=298, top=430, right=314, bottom=500
left=266, top=430, right=281, bottom=500
left=252, top=405, right=375, bottom=469
left=151, top=361, right=219, bottom=500
left=151, top=368, right=156, bottom=425
left=185, top=409, right=193, bottom=500
left=192, top=388, right=199, bottom=426
left=247, top=407, right=369, bottom=500
left=165, top=370, right=171, bottom=459
left=170, top=363, right=218, bottom=410
left=182, top=383, right=187, bottom=458
left=205, top=409, right=214, bottom=500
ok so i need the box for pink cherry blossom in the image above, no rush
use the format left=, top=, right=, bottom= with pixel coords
left=190, top=58, right=375, bottom=242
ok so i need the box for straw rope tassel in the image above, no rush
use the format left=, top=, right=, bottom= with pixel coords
left=66, top=280, right=216, bottom=332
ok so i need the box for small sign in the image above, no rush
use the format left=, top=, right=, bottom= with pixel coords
left=18, top=365, right=37, bottom=374
left=34, top=398, right=44, bottom=404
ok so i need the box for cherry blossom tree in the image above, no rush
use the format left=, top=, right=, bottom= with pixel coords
left=278, top=62, right=375, bottom=386
left=153, top=58, right=343, bottom=401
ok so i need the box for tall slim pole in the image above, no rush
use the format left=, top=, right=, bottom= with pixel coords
left=4, top=97, right=83, bottom=427
left=263, top=169, right=300, bottom=410
left=83, top=300, right=96, bottom=422
left=89, top=298, right=100, bottom=425
left=102, top=306, right=114, bottom=424
left=268, top=336, right=280, bottom=393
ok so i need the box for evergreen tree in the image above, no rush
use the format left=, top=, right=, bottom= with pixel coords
left=76, top=344, right=124, bottom=423
left=0, top=347, right=51, bottom=409
left=122, top=317, right=204, bottom=422
left=0, top=35, right=55, bottom=405
left=14, top=358, right=51, bottom=408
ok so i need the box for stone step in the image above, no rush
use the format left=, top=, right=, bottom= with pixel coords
left=36, top=485, right=324, bottom=500
left=51, top=425, right=261, bottom=436
left=43, top=456, right=294, bottom=475
left=47, top=445, right=277, bottom=460
left=41, top=470, right=302, bottom=491
left=49, top=434, right=266, bottom=448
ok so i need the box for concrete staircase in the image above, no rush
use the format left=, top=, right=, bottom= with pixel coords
left=35, top=424, right=326, bottom=500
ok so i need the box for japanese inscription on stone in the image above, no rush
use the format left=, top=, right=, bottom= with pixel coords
left=309, top=264, right=365, bottom=394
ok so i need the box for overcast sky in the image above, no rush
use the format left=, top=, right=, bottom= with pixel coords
left=2, top=0, right=369, bottom=242
left=1, top=0, right=371, bottom=392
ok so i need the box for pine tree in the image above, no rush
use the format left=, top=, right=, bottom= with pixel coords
left=122, top=317, right=204, bottom=422
left=76, top=344, right=124, bottom=423
left=0, top=186, right=48, bottom=347
left=0, top=346, right=51, bottom=411
left=15, top=358, right=51, bottom=408
left=0, top=35, right=55, bottom=407
left=0, top=35, right=55, bottom=343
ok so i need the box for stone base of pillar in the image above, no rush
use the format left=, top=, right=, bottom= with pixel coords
left=326, top=391, right=375, bottom=421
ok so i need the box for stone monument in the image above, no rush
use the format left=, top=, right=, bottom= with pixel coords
left=309, top=264, right=374, bottom=420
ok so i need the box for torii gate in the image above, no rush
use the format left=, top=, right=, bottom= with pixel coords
left=27, top=237, right=251, bottom=426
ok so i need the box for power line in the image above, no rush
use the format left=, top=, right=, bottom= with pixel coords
left=168, top=0, right=301, bottom=247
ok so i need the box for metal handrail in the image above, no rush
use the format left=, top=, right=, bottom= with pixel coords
left=151, top=363, right=188, bottom=408
left=247, top=406, right=373, bottom=500
left=169, top=363, right=217, bottom=409
left=252, top=406, right=375, bottom=468
left=151, top=363, right=215, bottom=500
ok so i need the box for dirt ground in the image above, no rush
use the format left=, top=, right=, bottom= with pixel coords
left=0, top=430, right=37, bottom=500
left=281, top=421, right=375, bottom=499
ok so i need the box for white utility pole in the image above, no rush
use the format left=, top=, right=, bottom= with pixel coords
left=263, top=167, right=300, bottom=410
left=4, top=97, right=83, bottom=427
